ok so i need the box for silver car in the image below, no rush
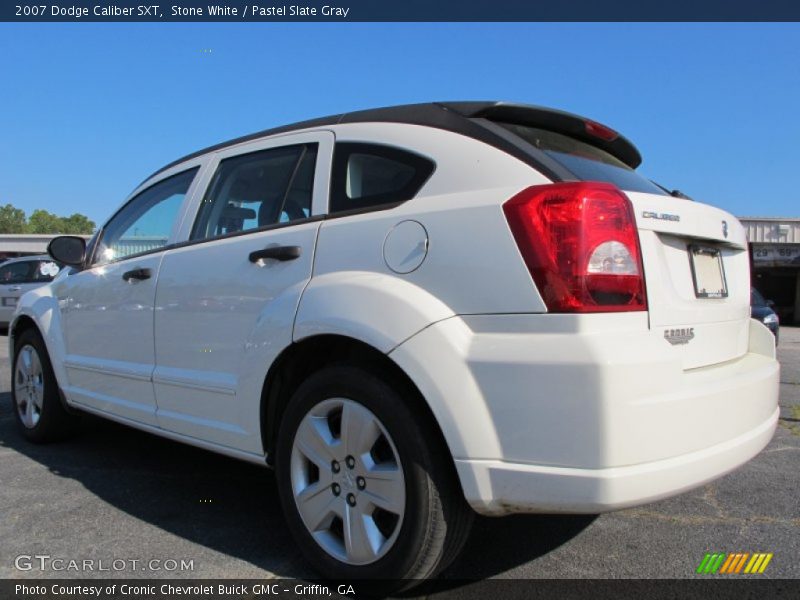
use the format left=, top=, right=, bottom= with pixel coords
left=0, top=255, right=62, bottom=327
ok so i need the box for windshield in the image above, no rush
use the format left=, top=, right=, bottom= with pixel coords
left=497, top=122, right=669, bottom=196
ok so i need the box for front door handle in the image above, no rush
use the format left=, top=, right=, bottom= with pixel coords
left=8, top=286, right=22, bottom=292
left=249, top=245, right=302, bottom=263
left=122, top=268, right=152, bottom=282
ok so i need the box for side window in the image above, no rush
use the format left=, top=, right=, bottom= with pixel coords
left=191, top=143, right=317, bottom=241
left=94, top=168, right=197, bottom=266
left=0, top=260, right=60, bottom=283
left=0, top=261, right=33, bottom=283
left=330, top=143, right=435, bottom=214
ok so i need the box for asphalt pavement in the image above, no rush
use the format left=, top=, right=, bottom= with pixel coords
left=0, top=328, right=798, bottom=583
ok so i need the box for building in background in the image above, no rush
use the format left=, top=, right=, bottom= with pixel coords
left=741, top=217, right=800, bottom=324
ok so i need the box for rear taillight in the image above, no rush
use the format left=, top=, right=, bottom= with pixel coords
left=503, top=182, right=647, bottom=313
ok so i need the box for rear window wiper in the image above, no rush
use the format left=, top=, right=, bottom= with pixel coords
left=651, top=180, right=694, bottom=200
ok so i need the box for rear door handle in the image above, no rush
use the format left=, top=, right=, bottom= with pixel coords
left=8, top=286, right=22, bottom=292
left=249, top=245, right=302, bottom=263
left=122, top=268, right=152, bottom=282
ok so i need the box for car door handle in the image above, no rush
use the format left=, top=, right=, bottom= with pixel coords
left=8, top=286, right=22, bottom=292
left=122, top=268, right=152, bottom=282
left=249, top=245, right=302, bottom=263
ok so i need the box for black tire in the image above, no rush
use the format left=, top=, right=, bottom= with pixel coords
left=275, top=365, right=473, bottom=591
left=12, top=328, right=79, bottom=443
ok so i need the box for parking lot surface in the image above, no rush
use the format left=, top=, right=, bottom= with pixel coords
left=1, top=328, right=798, bottom=581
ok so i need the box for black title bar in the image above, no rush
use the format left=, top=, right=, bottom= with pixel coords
left=2, top=579, right=799, bottom=600
left=4, top=0, right=800, bottom=22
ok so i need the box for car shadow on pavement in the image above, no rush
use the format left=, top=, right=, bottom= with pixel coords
left=0, top=390, right=595, bottom=582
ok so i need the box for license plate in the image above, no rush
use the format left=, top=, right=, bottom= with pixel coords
left=2, top=297, right=17, bottom=307
left=689, top=245, right=728, bottom=298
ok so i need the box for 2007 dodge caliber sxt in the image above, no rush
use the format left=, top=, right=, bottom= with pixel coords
left=10, top=102, right=779, bottom=587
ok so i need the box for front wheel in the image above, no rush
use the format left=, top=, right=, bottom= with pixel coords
left=12, top=328, right=79, bottom=442
left=275, top=365, right=473, bottom=589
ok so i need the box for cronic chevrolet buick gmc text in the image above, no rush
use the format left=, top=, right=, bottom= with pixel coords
left=10, top=102, right=780, bottom=586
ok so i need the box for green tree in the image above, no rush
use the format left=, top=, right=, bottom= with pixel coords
left=27, top=209, right=64, bottom=234
left=60, top=213, right=96, bottom=235
left=0, top=204, right=28, bottom=233
left=0, top=203, right=96, bottom=235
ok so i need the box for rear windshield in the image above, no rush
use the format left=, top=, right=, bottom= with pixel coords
left=497, top=122, right=668, bottom=196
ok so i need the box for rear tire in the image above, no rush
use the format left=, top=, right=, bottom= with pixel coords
left=275, top=365, right=473, bottom=591
left=12, top=328, right=79, bottom=443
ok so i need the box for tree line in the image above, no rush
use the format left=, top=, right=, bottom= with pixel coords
left=0, top=204, right=95, bottom=235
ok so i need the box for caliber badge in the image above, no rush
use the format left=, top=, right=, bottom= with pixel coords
left=642, top=210, right=681, bottom=222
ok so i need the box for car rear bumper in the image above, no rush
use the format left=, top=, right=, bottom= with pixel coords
left=390, top=314, right=780, bottom=516
left=456, top=405, right=777, bottom=515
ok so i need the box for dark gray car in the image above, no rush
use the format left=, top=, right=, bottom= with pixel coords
left=751, top=287, right=779, bottom=344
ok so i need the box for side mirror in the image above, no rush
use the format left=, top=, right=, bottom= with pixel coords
left=48, top=236, right=86, bottom=266
left=766, top=299, right=776, bottom=309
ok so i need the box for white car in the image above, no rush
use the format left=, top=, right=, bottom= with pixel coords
left=10, top=102, right=779, bottom=586
left=0, top=255, right=62, bottom=327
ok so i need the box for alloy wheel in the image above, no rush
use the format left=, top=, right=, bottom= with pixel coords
left=15, top=344, right=45, bottom=429
left=289, top=397, right=406, bottom=565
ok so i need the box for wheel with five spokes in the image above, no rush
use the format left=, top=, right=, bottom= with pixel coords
left=276, top=365, right=473, bottom=589
left=12, top=328, right=78, bottom=442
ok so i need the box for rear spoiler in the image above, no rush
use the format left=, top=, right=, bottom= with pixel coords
left=439, top=101, right=642, bottom=169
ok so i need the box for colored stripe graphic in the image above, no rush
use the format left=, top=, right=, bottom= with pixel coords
left=751, top=554, right=765, bottom=573
left=745, top=553, right=774, bottom=574
left=719, top=554, right=736, bottom=574
left=759, top=554, right=774, bottom=573
left=734, top=553, right=750, bottom=573
left=744, top=554, right=759, bottom=574
left=717, top=554, right=728, bottom=573
left=710, top=553, right=726, bottom=573
left=697, top=553, right=712, bottom=574
left=700, top=553, right=719, bottom=574
left=698, top=552, right=773, bottom=574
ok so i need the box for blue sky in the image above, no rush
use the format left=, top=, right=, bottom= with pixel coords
left=1, top=23, right=798, bottom=226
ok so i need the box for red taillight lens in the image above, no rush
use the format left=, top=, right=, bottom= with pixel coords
left=503, top=182, right=647, bottom=313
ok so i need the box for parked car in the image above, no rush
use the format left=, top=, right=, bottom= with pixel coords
left=751, top=287, right=779, bottom=343
left=9, top=102, right=780, bottom=588
left=0, top=255, right=62, bottom=328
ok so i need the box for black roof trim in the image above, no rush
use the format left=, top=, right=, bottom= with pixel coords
left=141, top=114, right=344, bottom=184
left=142, top=101, right=641, bottom=185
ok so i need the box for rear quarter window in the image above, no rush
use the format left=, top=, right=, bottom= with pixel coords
left=330, top=143, right=435, bottom=214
